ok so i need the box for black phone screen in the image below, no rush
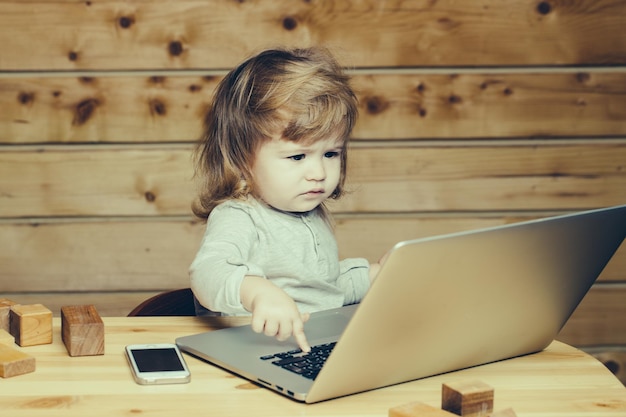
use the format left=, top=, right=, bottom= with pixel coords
left=131, top=348, right=185, bottom=372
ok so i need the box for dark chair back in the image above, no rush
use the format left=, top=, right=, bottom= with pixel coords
left=128, top=288, right=196, bottom=316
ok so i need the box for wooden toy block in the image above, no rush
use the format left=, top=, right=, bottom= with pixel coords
left=389, top=401, right=457, bottom=417
left=442, top=380, right=494, bottom=417
left=9, top=304, right=53, bottom=347
left=0, top=343, right=36, bottom=378
left=489, top=409, right=517, bottom=417
left=0, top=329, right=14, bottom=345
left=0, top=298, right=19, bottom=332
left=61, top=305, right=105, bottom=356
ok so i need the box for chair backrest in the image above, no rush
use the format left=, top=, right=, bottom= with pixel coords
left=128, top=288, right=196, bottom=316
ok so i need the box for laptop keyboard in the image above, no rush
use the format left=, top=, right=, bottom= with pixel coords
left=260, top=342, right=336, bottom=380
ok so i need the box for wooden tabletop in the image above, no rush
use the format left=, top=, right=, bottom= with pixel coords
left=2, top=317, right=625, bottom=417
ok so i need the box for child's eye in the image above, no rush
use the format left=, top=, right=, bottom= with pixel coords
left=288, top=154, right=305, bottom=161
left=324, top=151, right=340, bottom=158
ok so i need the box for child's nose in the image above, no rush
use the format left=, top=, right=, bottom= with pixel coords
left=306, top=159, right=326, bottom=181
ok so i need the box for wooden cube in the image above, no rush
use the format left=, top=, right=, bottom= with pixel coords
left=0, top=298, right=19, bottom=332
left=9, top=304, right=53, bottom=347
left=61, top=305, right=104, bottom=357
left=442, top=380, right=494, bottom=417
left=0, top=343, right=36, bottom=378
left=390, top=402, right=457, bottom=417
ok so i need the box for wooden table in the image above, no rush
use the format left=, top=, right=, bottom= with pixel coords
left=2, top=317, right=625, bottom=416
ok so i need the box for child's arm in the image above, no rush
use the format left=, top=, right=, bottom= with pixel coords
left=369, top=249, right=390, bottom=282
left=368, top=262, right=381, bottom=282
left=240, top=275, right=311, bottom=353
left=336, top=250, right=389, bottom=304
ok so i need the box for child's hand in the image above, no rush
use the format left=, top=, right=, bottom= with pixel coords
left=251, top=295, right=311, bottom=353
left=369, top=249, right=390, bottom=282
left=240, top=275, right=311, bottom=352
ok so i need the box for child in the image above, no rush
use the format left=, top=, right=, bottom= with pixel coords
left=189, top=47, right=381, bottom=352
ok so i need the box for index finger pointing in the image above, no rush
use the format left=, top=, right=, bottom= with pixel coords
left=293, top=324, right=310, bottom=353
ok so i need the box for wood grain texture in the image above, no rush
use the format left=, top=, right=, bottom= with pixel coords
left=1, top=0, right=625, bottom=354
left=1, top=216, right=624, bottom=293
left=390, top=402, right=457, bottom=417
left=1, top=144, right=624, bottom=217
left=0, top=0, right=625, bottom=70
left=441, top=380, right=494, bottom=417
left=489, top=410, right=518, bottom=417
left=559, top=285, right=626, bottom=346
left=3, top=292, right=162, bottom=318
left=1, top=72, right=625, bottom=143
left=0, top=75, right=218, bottom=143
left=0, top=299, right=19, bottom=332
left=3, top=285, right=626, bottom=347
left=0, top=146, right=195, bottom=217
left=0, top=329, right=14, bottom=346
left=587, top=348, right=626, bottom=386
left=9, top=304, right=53, bottom=347
left=0, top=319, right=623, bottom=416
left=61, top=305, right=104, bottom=356
left=0, top=343, right=35, bottom=378
left=0, top=220, right=199, bottom=292
left=351, top=71, right=626, bottom=140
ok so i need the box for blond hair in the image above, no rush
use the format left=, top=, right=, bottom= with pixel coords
left=192, top=47, right=358, bottom=220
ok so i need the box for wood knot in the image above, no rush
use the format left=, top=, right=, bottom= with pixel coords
left=144, top=191, right=156, bottom=202
left=418, top=107, right=428, bottom=117
left=18, top=92, right=35, bottom=105
left=282, top=16, right=298, bottom=30
left=149, top=99, right=167, bottom=116
left=73, top=98, right=100, bottom=126
left=149, top=76, right=166, bottom=84
left=188, top=84, right=202, bottom=92
left=416, top=83, right=426, bottom=93
left=119, top=16, right=135, bottom=29
left=537, top=1, right=552, bottom=15
left=365, top=96, right=390, bottom=115
left=79, top=76, right=94, bottom=84
left=437, top=17, right=459, bottom=29
left=576, top=72, right=591, bottom=83
left=448, top=94, right=462, bottom=104
left=168, top=41, right=184, bottom=57
left=68, top=51, right=79, bottom=61
left=503, top=87, right=513, bottom=96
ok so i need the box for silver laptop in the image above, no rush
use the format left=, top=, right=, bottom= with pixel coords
left=176, top=204, right=626, bottom=403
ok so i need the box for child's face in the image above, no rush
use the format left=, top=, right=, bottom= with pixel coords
left=251, top=134, right=344, bottom=213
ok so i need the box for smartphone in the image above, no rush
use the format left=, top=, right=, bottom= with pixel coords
left=125, top=343, right=191, bottom=385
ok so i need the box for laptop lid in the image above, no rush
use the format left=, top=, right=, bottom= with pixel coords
left=177, top=204, right=626, bottom=403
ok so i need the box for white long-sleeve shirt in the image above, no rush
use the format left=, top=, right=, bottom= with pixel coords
left=190, top=198, right=371, bottom=315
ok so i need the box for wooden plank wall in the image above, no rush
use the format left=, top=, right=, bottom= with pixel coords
left=1, top=0, right=625, bottom=362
